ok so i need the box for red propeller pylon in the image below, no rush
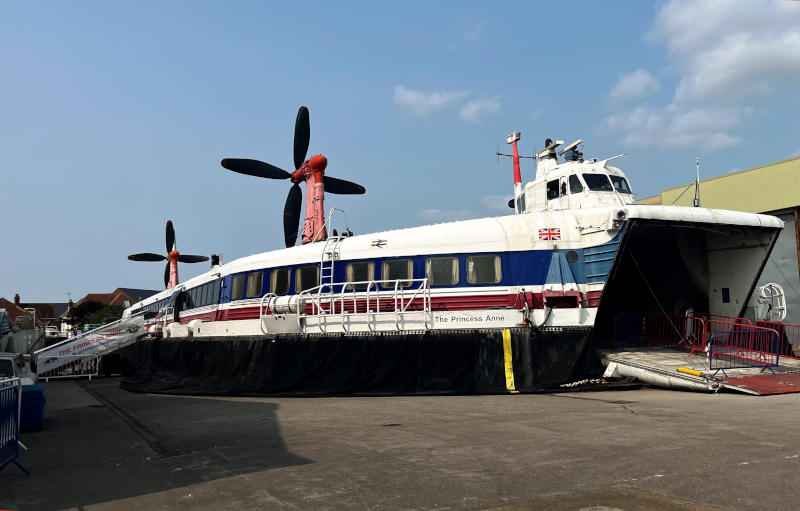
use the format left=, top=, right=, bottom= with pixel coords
left=221, top=106, right=365, bottom=247
left=128, top=220, right=209, bottom=289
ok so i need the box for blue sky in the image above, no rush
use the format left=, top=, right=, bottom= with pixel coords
left=3, top=0, right=800, bottom=301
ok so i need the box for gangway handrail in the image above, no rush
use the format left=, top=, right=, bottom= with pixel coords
left=33, top=316, right=130, bottom=356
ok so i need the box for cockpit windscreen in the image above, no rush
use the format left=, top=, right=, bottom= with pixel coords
left=609, top=175, right=632, bottom=194
left=582, top=174, right=613, bottom=191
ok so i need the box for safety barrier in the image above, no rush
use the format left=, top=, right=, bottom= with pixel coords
left=642, top=311, right=706, bottom=352
left=0, top=378, right=29, bottom=474
left=37, top=355, right=99, bottom=382
left=708, top=329, right=780, bottom=376
left=756, top=320, right=800, bottom=357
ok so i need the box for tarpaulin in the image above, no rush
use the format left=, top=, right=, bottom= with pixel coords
left=121, top=327, right=599, bottom=396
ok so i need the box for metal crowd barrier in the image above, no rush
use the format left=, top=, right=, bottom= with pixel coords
left=756, top=320, right=800, bottom=357
left=38, top=355, right=100, bottom=382
left=0, top=378, right=30, bottom=475
left=708, top=329, right=780, bottom=377
left=642, top=311, right=706, bottom=352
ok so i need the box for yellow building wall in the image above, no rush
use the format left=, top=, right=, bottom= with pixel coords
left=660, top=155, right=800, bottom=213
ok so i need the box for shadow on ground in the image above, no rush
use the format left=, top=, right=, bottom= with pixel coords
left=0, top=379, right=310, bottom=511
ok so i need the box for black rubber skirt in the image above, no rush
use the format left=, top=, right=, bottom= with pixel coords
left=120, top=327, right=598, bottom=396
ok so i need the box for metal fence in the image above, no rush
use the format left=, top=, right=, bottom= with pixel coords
left=0, top=378, right=29, bottom=474
left=38, top=355, right=99, bottom=382
left=642, top=311, right=706, bottom=352
left=756, top=320, right=800, bottom=357
left=708, top=329, right=780, bottom=376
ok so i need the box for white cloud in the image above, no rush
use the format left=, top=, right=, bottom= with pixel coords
left=608, top=69, right=660, bottom=100
left=481, top=195, right=513, bottom=211
left=604, top=105, right=741, bottom=151
left=604, top=0, right=800, bottom=152
left=417, top=208, right=472, bottom=222
left=459, top=98, right=501, bottom=124
left=393, top=85, right=468, bottom=116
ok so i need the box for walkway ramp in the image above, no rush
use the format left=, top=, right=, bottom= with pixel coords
left=34, top=315, right=145, bottom=378
left=601, top=348, right=800, bottom=395
left=603, top=311, right=800, bottom=395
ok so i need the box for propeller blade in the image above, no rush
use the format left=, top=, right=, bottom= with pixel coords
left=283, top=183, right=302, bottom=247
left=164, top=261, right=170, bottom=288
left=323, top=175, right=366, bottom=195
left=166, top=220, right=176, bottom=252
left=221, top=158, right=291, bottom=180
left=178, top=254, right=210, bottom=263
left=293, top=106, right=310, bottom=170
left=128, top=253, right=166, bottom=262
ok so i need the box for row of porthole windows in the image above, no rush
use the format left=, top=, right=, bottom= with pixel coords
left=229, top=255, right=503, bottom=300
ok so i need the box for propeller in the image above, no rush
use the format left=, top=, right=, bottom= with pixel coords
left=127, top=220, right=209, bottom=288
left=221, top=105, right=366, bottom=247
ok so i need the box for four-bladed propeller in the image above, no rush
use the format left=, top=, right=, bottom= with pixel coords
left=128, top=220, right=209, bottom=288
left=221, top=106, right=365, bottom=247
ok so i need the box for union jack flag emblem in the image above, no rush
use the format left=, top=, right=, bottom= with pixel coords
left=538, top=227, right=561, bottom=241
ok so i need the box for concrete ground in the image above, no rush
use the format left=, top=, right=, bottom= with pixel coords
left=2, top=379, right=799, bottom=511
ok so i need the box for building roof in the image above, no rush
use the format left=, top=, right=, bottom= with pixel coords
left=115, top=288, right=160, bottom=303
left=0, top=298, right=34, bottom=329
left=75, top=288, right=160, bottom=309
left=659, top=155, right=800, bottom=213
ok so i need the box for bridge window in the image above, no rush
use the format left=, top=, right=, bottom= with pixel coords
left=426, top=257, right=459, bottom=286
left=270, top=268, right=291, bottom=295
left=546, top=179, right=560, bottom=200
left=295, top=265, right=319, bottom=293
left=346, top=261, right=374, bottom=290
left=610, top=175, right=632, bottom=194
left=246, top=271, right=263, bottom=298
left=467, top=255, right=501, bottom=284
left=231, top=274, right=245, bottom=300
left=582, top=174, right=613, bottom=191
left=569, top=175, right=583, bottom=193
left=382, top=259, right=413, bottom=288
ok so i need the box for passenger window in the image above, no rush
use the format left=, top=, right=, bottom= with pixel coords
left=270, top=269, right=291, bottom=295
left=382, top=259, right=413, bottom=287
left=426, top=257, right=459, bottom=286
left=467, top=255, right=502, bottom=284
left=569, top=175, right=583, bottom=193
left=345, top=261, right=375, bottom=290
left=546, top=179, right=559, bottom=200
left=213, top=280, right=221, bottom=303
left=231, top=275, right=245, bottom=300
left=246, top=271, right=263, bottom=298
left=295, top=265, right=320, bottom=293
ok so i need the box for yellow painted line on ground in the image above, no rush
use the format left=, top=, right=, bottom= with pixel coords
left=502, top=329, right=518, bottom=393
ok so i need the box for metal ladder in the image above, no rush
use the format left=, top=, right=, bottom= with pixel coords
left=318, top=235, right=343, bottom=306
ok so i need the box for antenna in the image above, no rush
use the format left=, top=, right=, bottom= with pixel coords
left=557, top=139, right=583, bottom=156
left=537, top=139, right=563, bottom=159
left=558, top=138, right=584, bottom=162
left=693, top=156, right=701, bottom=207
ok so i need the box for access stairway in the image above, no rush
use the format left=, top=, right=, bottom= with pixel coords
left=33, top=315, right=145, bottom=379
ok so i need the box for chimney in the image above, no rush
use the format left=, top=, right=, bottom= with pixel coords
left=14, top=293, right=20, bottom=307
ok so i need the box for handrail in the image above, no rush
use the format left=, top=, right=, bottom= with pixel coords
left=295, top=278, right=431, bottom=333
left=259, top=293, right=278, bottom=334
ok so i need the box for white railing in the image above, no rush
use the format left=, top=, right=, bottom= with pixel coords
left=38, top=355, right=99, bottom=381
left=296, top=278, right=432, bottom=333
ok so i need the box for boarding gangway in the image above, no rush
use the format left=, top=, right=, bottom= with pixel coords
left=33, top=315, right=145, bottom=379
